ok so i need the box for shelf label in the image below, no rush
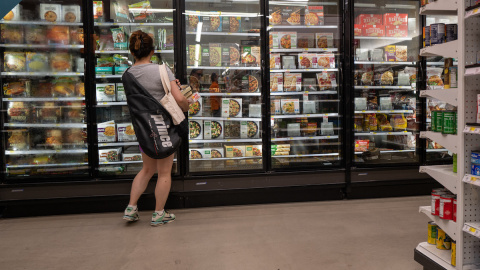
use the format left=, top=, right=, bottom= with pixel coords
left=471, top=176, right=477, bottom=182
left=303, top=93, right=309, bottom=100
left=271, top=117, right=274, bottom=127
left=470, top=227, right=477, bottom=233
left=304, top=48, right=309, bottom=51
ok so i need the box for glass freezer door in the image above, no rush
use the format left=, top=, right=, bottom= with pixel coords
left=268, top=0, right=343, bottom=170
left=185, top=1, right=264, bottom=173
left=1, top=1, right=89, bottom=180
left=353, top=0, right=421, bottom=166
left=93, top=0, right=178, bottom=177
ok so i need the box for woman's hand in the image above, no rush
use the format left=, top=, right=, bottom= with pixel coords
left=187, top=97, right=195, bottom=105
left=175, top=79, right=181, bottom=88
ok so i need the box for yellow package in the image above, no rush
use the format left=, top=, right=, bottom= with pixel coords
left=391, top=114, right=407, bottom=131
left=376, top=114, right=393, bottom=131
left=364, top=114, right=377, bottom=131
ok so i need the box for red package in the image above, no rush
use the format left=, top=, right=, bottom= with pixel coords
left=386, top=25, right=408, bottom=37
left=357, top=14, right=383, bottom=26
left=363, top=25, right=385, bottom=37
left=354, top=24, right=362, bottom=36
left=355, top=140, right=370, bottom=152
left=383, top=13, right=408, bottom=26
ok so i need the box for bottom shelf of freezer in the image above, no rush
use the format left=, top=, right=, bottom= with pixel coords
left=189, top=145, right=263, bottom=173
left=5, top=153, right=89, bottom=178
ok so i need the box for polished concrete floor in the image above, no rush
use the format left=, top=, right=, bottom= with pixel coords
left=0, top=196, right=430, bottom=270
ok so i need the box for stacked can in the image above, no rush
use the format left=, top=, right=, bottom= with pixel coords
left=437, top=228, right=452, bottom=250
left=424, top=23, right=458, bottom=47
left=431, top=188, right=456, bottom=222
left=452, top=241, right=456, bottom=266
left=472, top=152, right=480, bottom=176
left=427, top=221, right=438, bottom=245
left=431, top=110, right=457, bottom=134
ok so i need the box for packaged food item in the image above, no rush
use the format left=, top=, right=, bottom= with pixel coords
left=45, top=129, right=63, bottom=149
left=396, top=46, right=408, bottom=62
left=355, top=97, right=367, bottom=111
left=449, top=67, right=458, bottom=89
left=281, top=99, right=300, bottom=114
left=377, top=114, right=393, bottom=131
left=427, top=68, right=444, bottom=90
left=315, top=33, right=333, bottom=48
left=271, top=99, right=281, bottom=115
left=269, top=7, right=282, bottom=25
left=111, top=27, right=128, bottom=50
left=70, top=27, right=84, bottom=45
left=241, top=46, right=260, bottom=66
left=189, top=98, right=202, bottom=116
left=391, top=114, right=407, bottom=131
left=221, top=44, right=231, bottom=67
left=354, top=115, right=364, bottom=131
left=187, top=44, right=201, bottom=66
left=1, top=25, right=24, bottom=43
left=50, top=53, right=72, bottom=72
left=385, top=45, right=396, bottom=62
left=97, top=121, right=116, bottom=142
left=361, top=70, right=374, bottom=85
left=221, top=98, right=242, bottom=118
left=365, top=114, right=378, bottom=131
left=278, top=32, right=297, bottom=49
left=270, top=73, right=283, bottom=92
left=223, top=121, right=240, bottom=138
left=158, top=28, right=173, bottom=50
left=203, top=14, right=222, bottom=32
left=8, top=102, right=29, bottom=123
left=117, top=123, right=136, bottom=141
left=298, top=54, right=317, bottom=69
left=386, top=25, right=408, bottom=38
left=113, top=1, right=130, bottom=22
left=282, top=55, right=296, bottom=69
left=209, top=43, right=222, bottom=67
left=321, top=121, right=334, bottom=135
left=305, top=6, right=324, bottom=26
left=131, top=25, right=155, bottom=39
left=446, top=24, right=458, bottom=42
left=286, top=123, right=301, bottom=137
left=52, top=78, right=75, bottom=97
left=4, top=52, right=26, bottom=72
left=383, top=13, right=408, bottom=26
left=354, top=25, right=362, bottom=36
left=303, top=78, right=317, bottom=92
left=99, top=148, right=122, bottom=162
left=241, top=121, right=260, bottom=139
left=7, top=130, right=28, bottom=151
left=25, top=52, right=48, bottom=72
left=36, top=101, right=60, bottom=123
left=363, top=25, right=385, bottom=37
left=270, top=53, right=281, bottom=69
left=424, top=26, right=430, bottom=47
left=356, top=49, right=369, bottom=61
left=40, top=4, right=61, bottom=22
left=355, top=140, right=370, bottom=152
left=249, top=104, right=262, bottom=118
left=189, top=120, right=203, bottom=140
left=3, top=81, right=30, bottom=96
left=282, top=6, right=301, bottom=25
left=297, top=33, right=314, bottom=48
left=303, top=101, right=316, bottom=114
left=284, top=73, right=302, bottom=92
left=357, top=14, right=383, bottom=25
left=93, top=1, right=104, bottom=22
left=62, top=5, right=81, bottom=23
left=228, top=17, right=241, bottom=32
left=398, top=71, right=410, bottom=86
left=64, top=102, right=85, bottom=123
left=230, top=145, right=246, bottom=158
left=204, top=120, right=224, bottom=140
left=379, top=70, right=394, bottom=85
left=186, top=14, right=200, bottom=31
left=189, top=149, right=205, bottom=159
left=3, top=4, right=21, bottom=21
left=123, top=153, right=142, bottom=162
left=96, top=56, right=114, bottom=75
left=96, top=83, right=116, bottom=102
left=128, top=1, right=154, bottom=22
left=405, top=67, right=417, bottom=86
left=316, top=72, right=337, bottom=90
left=371, top=49, right=384, bottom=61
left=33, top=81, right=53, bottom=97
left=47, top=26, right=70, bottom=45
left=430, top=23, right=446, bottom=45
left=317, top=53, right=335, bottom=68
left=245, top=75, right=259, bottom=93
left=116, top=83, right=126, bottom=101
left=247, top=145, right=262, bottom=158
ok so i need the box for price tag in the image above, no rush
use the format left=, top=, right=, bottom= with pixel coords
left=471, top=127, right=476, bottom=132
left=139, top=23, right=144, bottom=25
left=226, top=139, right=231, bottom=142
left=306, top=114, right=311, bottom=117
left=323, top=116, right=328, bottom=123
left=55, top=124, right=61, bottom=127
left=271, top=117, right=275, bottom=127
left=471, top=176, right=477, bottom=182
left=100, top=50, right=105, bottom=53
left=55, top=150, right=61, bottom=153
left=470, top=227, right=477, bottom=233
left=362, top=110, right=366, bottom=112
left=304, top=48, right=309, bottom=51
left=326, top=136, right=331, bottom=139
left=227, top=93, right=231, bottom=96
left=7, top=98, right=12, bottom=101
left=475, top=8, right=480, bottom=14
left=303, top=93, right=309, bottom=101
left=227, top=117, right=232, bottom=120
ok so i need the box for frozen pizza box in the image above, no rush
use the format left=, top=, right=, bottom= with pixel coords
left=281, top=6, right=302, bottom=25
left=221, top=44, right=231, bottom=67
left=284, top=73, right=302, bottom=92
left=186, top=14, right=201, bottom=32
left=281, top=99, right=300, bottom=114
left=297, top=33, right=315, bottom=48
left=98, top=121, right=116, bottom=142
left=315, top=33, right=334, bottom=48
left=241, top=46, right=260, bottom=66
left=96, top=83, right=116, bottom=102
left=99, top=147, right=122, bottom=162
left=228, top=17, right=242, bottom=32
left=386, top=25, right=408, bottom=38
left=316, top=72, right=337, bottom=90
left=200, top=44, right=210, bottom=66
left=229, top=44, right=240, bottom=66
left=188, top=44, right=202, bottom=66
left=278, top=32, right=297, bottom=49
left=221, top=98, right=242, bottom=118
left=62, top=5, right=81, bottom=23
left=270, top=73, right=284, bottom=92
left=383, top=13, right=408, bottom=26
left=298, top=53, right=318, bottom=69
left=305, top=6, right=324, bottom=26
left=363, top=25, right=385, bottom=37
left=117, top=123, right=136, bottom=142
left=317, top=53, right=335, bottom=68
left=384, top=45, right=396, bottom=62
left=240, top=120, right=260, bottom=139
left=354, top=24, right=363, bottom=36
left=123, top=153, right=142, bottom=162
left=271, top=99, right=281, bottom=115
left=189, top=120, right=203, bottom=140
left=396, top=46, right=408, bottom=62
left=204, top=120, right=224, bottom=140
left=270, top=53, right=281, bottom=69
left=202, top=14, right=222, bottom=32
left=116, top=83, right=126, bottom=101
left=357, top=14, right=383, bottom=26
left=40, top=4, right=62, bottom=22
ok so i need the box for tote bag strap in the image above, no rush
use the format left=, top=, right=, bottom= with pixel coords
left=159, top=64, right=172, bottom=95
left=158, top=64, right=186, bottom=125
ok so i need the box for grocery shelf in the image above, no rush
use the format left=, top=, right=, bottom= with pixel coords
left=420, top=0, right=458, bottom=16
left=95, top=50, right=173, bottom=54
left=415, top=242, right=454, bottom=270
left=354, top=110, right=414, bottom=114
left=420, top=165, right=457, bottom=194
left=466, top=6, right=480, bottom=19
left=6, top=163, right=88, bottom=169
left=0, top=44, right=84, bottom=49
left=96, top=102, right=128, bottom=106
left=428, top=62, right=459, bottom=66
left=269, top=1, right=338, bottom=6
left=4, top=123, right=86, bottom=128
left=419, top=206, right=457, bottom=241
left=186, top=31, right=260, bottom=37
left=186, top=66, right=261, bottom=70
left=420, top=41, right=459, bottom=59
left=5, top=149, right=88, bottom=155
left=355, top=61, right=417, bottom=65
left=355, top=131, right=412, bottom=136
left=96, top=75, right=122, bottom=79
left=355, top=36, right=413, bottom=41
left=268, top=25, right=338, bottom=29
left=270, top=68, right=338, bottom=73
left=94, top=22, right=173, bottom=26
left=189, top=138, right=262, bottom=143
left=272, top=113, right=340, bottom=119
left=1, top=20, right=83, bottom=26
left=99, top=161, right=143, bottom=165
left=462, top=174, right=480, bottom=188
left=464, top=126, right=480, bottom=134
left=355, top=149, right=415, bottom=155
left=427, top=148, right=450, bottom=153
left=420, top=90, right=458, bottom=106
left=189, top=116, right=262, bottom=121
left=269, top=48, right=338, bottom=53
left=98, top=142, right=139, bottom=147
left=465, top=66, right=480, bottom=76
left=2, top=97, right=85, bottom=102
left=270, top=91, right=337, bottom=96
left=1, top=72, right=84, bottom=77
left=272, top=135, right=339, bottom=142
left=464, top=223, right=480, bottom=238
left=273, top=153, right=339, bottom=158
left=420, top=132, right=458, bottom=154
left=190, top=156, right=262, bottom=161
left=199, top=93, right=261, bottom=97
left=354, top=86, right=413, bottom=90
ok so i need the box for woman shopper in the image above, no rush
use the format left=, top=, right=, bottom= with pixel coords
left=122, top=30, right=189, bottom=226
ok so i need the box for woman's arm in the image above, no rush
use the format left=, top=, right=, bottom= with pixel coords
left=170, top=81, right=189, bottom=112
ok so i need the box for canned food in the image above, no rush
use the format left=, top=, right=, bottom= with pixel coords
left=437, top=228, right=452, bottom=250
left=446, top=24, right=458, bottom=42
left=449, top=67, right=458, bottom=88
left=472, top=152, right=480, bottom=164
left=432, top=189, right=447, bottom=216
left=453, top=198, right=457, bottom=222
left=453, top=153, right=457, bottom=173
left=435, top=111, right=444, bottom=132
left=430, top=23, right=446, bottom=45
left=424, top=26, right=430, bottom=47
left=440, top=194, right=455, bottom=220
left=442, top=111, right=456, bottom=135
left=428, top=221, right=438, bottom=245
left=472, top=164, right=480, bottom=176
left=431, top=110, right=438, bottom=131
left=451, top=241, right=456, bottom=266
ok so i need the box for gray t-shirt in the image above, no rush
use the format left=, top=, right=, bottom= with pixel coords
left=127, top=63, right=176, bottom=103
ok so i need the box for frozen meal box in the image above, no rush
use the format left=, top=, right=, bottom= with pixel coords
left=123, top=153, right=142, bottom=162
left=270, top=53, right=281, bottom=69
left=298, top=54, right=318, bottom=69
left=99, top=148, right=122, bottom=162
left=210, top=148, right=224, bottom=159
left=4, top=52, right=26, bottom=72
left=241, top=46, right=260, bottom=66
left=297, top=33, right=314, bottom=48
left=354, top=24, right=363, bottom=36
left=117, top=123, right=136, bottom=142
left=284, top=73, right=302, bottom=92
left=26, top=52, right=48, bottom=72
left=224, top=145, right=246, bottom=158
left=116, top=83, right=126, bottom=101
left=221, top=98, right=242, bottom=118
left=62, top=5, right=81, bottom=23
left=190, top=149, right=209, bottom=159
left=240, top=121, right=260, bottom=139
left=202, top=14, right=222, bottom=32
left=98, top=121, right=116, bottom=142
left=188, top=98, right=202, bottom=116
left=281, top=99, right=300, bottom=114
left=396, top=46, right=408, bottom=62
left=282, top=55, right=296, bottom=69
left=316, top=72, right=337, bottom=90
left=357, top=14, right=383, bottom=25
left=186, top=14, right=200, bottom=31
left=305, top=6, right=324, bottom=26
left=315, top=33, right=334, bottom=48
left=363, top=25, right=385, bottom=37
left=282, top=6, right=302, bottom=25
left=317, top=53, right=335, bottom=68
left=278, top=32, right=297, bottom=49
left=287, top=123, right=301, bottom=137
left=249, top=104, right=262, bottom=118
left=384, top=13, right=408, bottom=26
left=204, top=120, right=224, bottom=140
left=189, top=120, right=203, bottom=140
left=386, top=25, right=408, bottom=37
left=40, top=4, right=61, bottom=22
left=229, top=44, right=240, bottom=66
left=303, top=100, right=316, bottom=114
left=384, top=45, right=396, bottom=62
left=93, top=1, right=104, bottom=21
left=269, top=6, right=282, bottom=26
left=271, top=99, right=281, bottom=115
left=270, top=73, right=284, bottom=92
left=96, top=83, right=116, bottom=102
left=188, top=44, right=202, bottom=66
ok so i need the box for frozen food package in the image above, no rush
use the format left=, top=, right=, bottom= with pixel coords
left=203, top=14, right=222, bottom=32
left=190, top=149, right=205, bottom=159
left=62, top=5, right=81, bottom=23
left=96, top=83, right=116, bottom=102
left=363, top=25, right=385, bottom=37
left=26, top=52, right=48, bottom=72
left=278, top=32, right=297, bottom=49
left=99, top=148, right=122, bottom=162
left=188, top=98, right=202, bottom=116
left=354, top=97, right=367, bottom=111
left=287, top=123, right=301, bottom=137
left=269, top=6, right=282, bottom=26
left=282, top=55, right=296, bottom=69
left=321, top=122, right=334, bottom=136
left=70, top=27, right=84, bottom=45
left=204, top=120, right=224, bottom=140
left=281, top=99, right=300, bottom=114
left=384, top=45, right=396, bottom=62
left=117, top=123, right=137, bottom=141
left=379, top=97, right=393, bottom=110
left=186, top=14, right=201, bottom=31
left=97, top=121, right=116, bottom=142
left=361, top=70, right=374, bottom=86
left=305, top=6, right=324, bottom=26
left=3, top=4, right=21, bottom=21
left=7, top=130, right=29, bottom=151
left=391, top=114, right=407, bottom=131
left=241, top=46, right=260, bottom=66
left=303, top=101, right=316, bottom=114
left=379, top=70, right=394, bottom=85
left=52, top=77, right=75, bottom=96
left=40, top=4, right=61, bottom=22
left=316, top=72, right=337, bottom=90
left=249, top=104, right=262, bottom=118
left=383, top=13, right=408, bottom=26
left=271, top=32, right=279, bottom=49
left=113, top=1, right=130, bottom=22
left=96, top=56, right=114, bottom=75
left=47, top=26, right=70, bottom=45
left=45, top=129, right=63, bottom=148
left=398, top=71, right=410, bottom=86
left=210, top=44, right=222, bottom=67
left=354, top=114, right=364, bottom=132
left=229, top=44, right=240, bottom=66
left=386, top=25, right=408, bottom=38
left=221, top=44, right=230, bottom=67
left=396, top=46, right=408, bottom=62
left=229, top=17, right=241, bottom=32
left=427, top=68, right=444, bottom=90
left=354, top=25, right=363, bottom=36
left=298, top=54, right=318, bottom=69
left=128, top=1, right=155, bottom=22
left=377, top=114, right=393, bottom=131
left=357, top=14, right=383, bottom=25
left=371, top=49, right=384, bottom=61
left=93, top=1, right=104, bottom=22
left=7, top=102, right=29, bottom=123
left=270, top=53, right=281, bottom=69
left=189, top=120, right=203, bottom=140
left=188, top=44, right=201, bottom=66
left=315, top=33, right=333, bottom=48
left=356, top=49, right=369, bottom=61
left=317, top=53, right=335, bottom=68
left=404, top=67, right=417, bottom=86
left=271, top=99, right=281, bottom=115
left=284, top=73, right=302, bottom=92
left=282, top=7, right=301, bottom=25
left=241, top=121, right=260, bottom=139
left=37, top=102, right=60, bottom=123
left=1, top=24, right=24, bottom=43
left=131, top=25, right=155, bottom=39
left=111, top=27, right=128, bottom=50
left=297, top=33, right=314, bottom=48
left=4, top=52, right=26, bottom=72
left=116, top=83, right=126, bottom=101
left=224, top=121, right=240, bottom=138
left=270, top=73, right=284, bottom=92
left=3, top=81, right=30, bottom=97
left=96, top=29, right=114, bottom=51
left=123, top=153, right=142, bottom=162
left=355, top=140, right=370, bottom=152
left=303, top=78, right=317, bottom=92
left=221, top=98, right=242, bottom=118
left=50, top=53, right=72, bottom=72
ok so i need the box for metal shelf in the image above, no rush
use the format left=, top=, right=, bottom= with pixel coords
left=186, top=66, right=261, bottom=70
left=464, top=223, right=480, bottom=238
left=199, top=93, right=261, bottom=97
left=98, top=142, right=138, bottom=147
left=420, top=0, right=458, bottom=16
left=464, top=126, right=480, bottom=134
left=465, top=66, right=480, bottom=77
left=6, top=163, right=88, bottom=169
left=190, top=156, right=262, bottom=161
left=272, top=153, right=339, bottom=158
left=99, top=161, right=143, bottom=165
left=0, top=44, right=84, bottom=49
left=95, top=50, right=173, bottom=54
left=420, top=165, right=457, bottom=194
left=270, top=91, right=337, bottom=96
left=4, top=123, right=86, bottom=128
left=355, top=149, right=415, bottom=155
left=427, top=149, right=450, bottom=153
left=268, top=25, right=338, bottom=29
left=186, top=31, right=259, bottom=37
left=462, top=174, right=480, bottom=188
left=354, top=86, right=413, bottom=90
left=5, top=149, right=88, bottom=155
left=419, top=206, right=457, bottom=241
left=96, top=102, right=128, bottom=106
left=269, top=48, right=338, bottom=53
left=272, top=113, right=339, bottom=119
left=355, top=36, right=413, bottom=41
left=94, top=22, right=173, bottom=26
left=420, top=41, right=459, bottom=59
left=420, top=131, right=458, bottom=154
left=466, top=7, right=480, bottom=19
left=96, top=75, right=122, bottom=79
left=189, top=116, right=262, bottom=121
left=415, top=242, right=454, bottom=270
left=2, top=97, right=85, bottom=102
left=271, top=135, right=339, bottom=142
left=1, top=20, right=83, bottom=26
left=420, top=90, right=458, bottom=107
left=189, top=139, right=262, bottom=143
left=1, top=72, right=84, bottom=77
left=355, top=61, right=417, bottom=65
left=355, top=131, right=412, bottom=136
left=270, top=68, right=338, bottom=73
left=354, top=110, right=414, bottom=114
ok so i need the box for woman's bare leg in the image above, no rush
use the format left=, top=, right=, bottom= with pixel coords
left=154, top=154, right=175, bottom=211
left=128, top=152, right=157, bottom=206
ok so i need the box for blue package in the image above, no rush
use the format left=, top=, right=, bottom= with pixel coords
left=472, top=164, right=480, bottom=176
left=472, top=152, right=480, bottom=164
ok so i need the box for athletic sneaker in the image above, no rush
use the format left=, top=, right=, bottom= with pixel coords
left=151, top=211, right=176, bottom=226
left=123, top=206, right=139, bottom=222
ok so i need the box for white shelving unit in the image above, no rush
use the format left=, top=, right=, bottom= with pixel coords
left=419, top=206, right=458, bottom=241
left=416, top=242, right=455, bottom=270
left=420, top=165, right=457, bottom=193
left=420, top=131, right=458, bottom=153
left=420, top=40, right=459, bottom=59
left=420, top=90, right=458, bottom=106
left=419, top=0, right=459, bottom=15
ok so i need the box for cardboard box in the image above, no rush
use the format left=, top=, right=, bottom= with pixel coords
left=386, top=25, right=408, bottom=37
left=278, top=32, right=297, bottom=49
left=40, top=4, right=62, bottom=22
left=271, top=32, right=279, bottom=49
left=229, top=44, right=240, bottom=66
left=116, top=83, right=126, bottom=101
left=96, top=83, right=116, bottom=102
left=209, top=43, right=221, bottom=67
left=229, top=17, right=242, bottom=32
left=189, top=120, right=203, bottom=140
left=241, top=46, right=260, bottom=66
left=270, top=53, right=281, bottom=69
left=200, top=44, right=210, bottom=66
left=249, top=104, right=262, bottom=118
left=305, top=6, right=324, bottom=26
left=384, top=45, right=396, bottom=62
left=210, top=148, right=224, bottom=158
left=303, top=101, right=316, bottom=114
left=62, top=5, right=81, bottom=23
left=117, top=123, right=136, bottom=141
left=384, top=13, right=408, bottom=26
left=281, top=99, right=300, bottom=114
left=188, top=44, right=201, bottom=66
left=282, top=6, right=302, bottom=25
left=221, top=98, right=242, bottom=118
left=396, top=46, right=408, bottom=62
left=297, top=33, right=315, bottom=48
left=317, top=53, right=335, bottom=68
left=221, top=44, right=230, bottom=67
left=225, top=145, right=245, bottom=158
left=97, top=121, right=116, bottom=142
left=188, top=97, right=202, bottom=116
left=363, top=25, right=385, bottom=37
left=282, top=55, right=296, bottom=69
left=270, top=73, right=284, bottom=92
left=271, top=99, right=281, bottom=115
left=99, top=148, right=122, bottom=162
left=204, top=120, right=224, bottom=140
left=269, top=6, right=283, bottom=26
left=123, top=153, right=142, bottom=162
left=241, top=121, right=260, bottom=139
left=298, top=53, right=318, bottom=69
left=354, top=24, right=363, bottom=36
left=316, top=72, right=337, bottom=90
left=287, top=123, right=301, bottom=137
left=357, top=14, right=383, bottom=25
left=202, top=14, right=222, bottom=32
left=284, top=73, right=302, bottom=92
left=190, top=149, right=208, bottom=159
left=315, top=33, right=334, bottom=48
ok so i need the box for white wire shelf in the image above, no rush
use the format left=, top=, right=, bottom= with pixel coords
left=272, top=153, right=339, bottom=158
left=420, top=41, right=459, bottom=59
left=186, top=66, right=261, bottom=70
left=420, top=131, right=458, bottom=154
left=95, top=50, right=173, bottom=54
left=199, top=93, right=261, bottom=97
left=272, top=113, right=339, bottom=119
left=190, top=156, right=262, bottom=161
left=94, top=22, right=173, bottom=26
left=98, top=142, right=139, bottom=147
left=186, top=31, right=260, bottom=36
left=270, top=91, right=337, bottom=96
left=354, top=110, right=414, bottom=114
left=355, top=149, right=415, bottom=155
left=268, top=25, right=338, bottom=29
left=96, top=102, right=128, bottom=106
left=6, top=162, right=88, bottom=169
left=420, top=165, right=457, bottom=194
left=0, top=44, right=84, bottom=49
left=189, top=138, right=262, bottom=143
left=272, top=135, right=339, bottom=142
left=415, top=242, right=454, bottom=270
left=2, top=97, right=85, bottom=102
left=464, top=126, right=480, bottom=134
left=270, top=68, right=338, bottom=73
left=4, top=123, right=86, bottom=128
left=355, top=36, right=413, bottom=41
left=355, top=131, right=412, bottom=136
left=420, top=90, right=458, bottom=107
left=419, top=206, right=457, bottom=241
left=420, top=0, right=458, bottom=16
left=1, top=20, right=83, bottom=26
left=269, top=48, right=338, bottom=53
left=189, top=116, right=262, bottom=121
left=5, top=149, right=88, bottom=155
left=355, top=61, right=417, bottom=65
left=1, top=72, right=84, bottom=77
left=354, top=86, right=413, bottom=90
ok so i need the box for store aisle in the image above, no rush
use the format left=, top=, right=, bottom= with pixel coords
left=0, top=196, right=429, bottom=270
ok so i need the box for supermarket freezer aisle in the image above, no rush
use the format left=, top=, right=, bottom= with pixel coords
left=0, top=196, right=428, bottom=270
